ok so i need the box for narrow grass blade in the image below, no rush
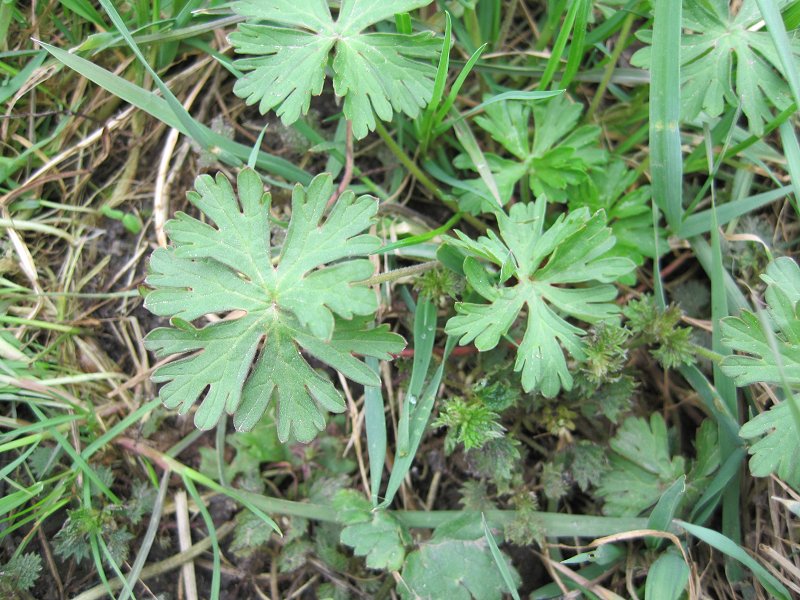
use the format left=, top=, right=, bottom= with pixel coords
left=538, top=0, right=576, bottom=90
left=705, top=126, right=743, bottom=580
left=381, top=336, right=456, bottom=508
left=364, top=357, right=386, bottom=506
left=649, top=0, right=683, bottom=231
left=95, top=0, right=209, bottom=149
left=756, top=0, right=800, bottom=108
left=0, top=483, right=44, bottom=516
left=482, top=513, right=521, bottom=600
left=0, top=51, right=46, bottom=104
left=37, top=42, right=310, bottom=183
left=559, top=0, right=590, bottom=89
left=184, top=476, right=220, bottom=600
left=98, top=534, right=137, bottom=600
left=453, top=118, right=502, bottom=206
left=646, top=475, right=685, bottom=550
left=690, top=447, right=747, bottom=524
left=398, top=295, right=438, bottom=457
left=675, top=520, right=791, bottom=600
left=779, top=121, right=800, bottom=215
left=440, top=89, right=563, bottom=132
left=644, top=551, right=689, bottom=600
left=119, top=471, right=170, bottom=600
left=679, top=185, right=795, bottom=237
left=376, top=212, right=462, bottom=255
left=28, top=405, right=120, bottom=504
left=81, top=399, right=160, bottom=459
left=432, top=43, right=488, bottom=133
left=418, top=11, right=451, bottom=149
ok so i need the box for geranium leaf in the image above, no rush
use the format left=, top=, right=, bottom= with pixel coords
left=632, top=0, right=799, bottom=134
left=144, top=169, right=405, bottom=442
left=444, top=200, right=634, bottom=397
left=229, top=0, right=440, bottom=139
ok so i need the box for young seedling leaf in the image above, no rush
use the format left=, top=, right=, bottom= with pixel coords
left=632, top=0, right=799, bottom=134
left=457, top=96, right=606, bottom=204
left=229, top=0, right=440, bottom=139
left=333, top=489, right=410, bottom=570
left=144, top=169, right=405, bottom=442
left=444, top=199, right=634, bottom=397
left=597, top=414, right=687, bottom=517
left=399, top=516, right=520, bottom=599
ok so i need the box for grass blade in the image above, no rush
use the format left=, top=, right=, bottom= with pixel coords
left=644, top=551, right=689, bottom=600
left=559, top=0, right=590, bottom=89
left=453, top=117, right=502, bottom=207
left=755, top=0, right=800, bottom=108
left=381, top=336, right=456, bottom=508
left=675, top=520, right=791, bottom=600
left=398, top=294, right=438, bottom=456
left=679, top=184, right=795, bottom=237
left=649, top=0, right=683, bottom=231
left=37, top=42, right=311, bottom=183
left=482, top=513, right=521, bottom=600
left=364, top=357, right=387, bottom=506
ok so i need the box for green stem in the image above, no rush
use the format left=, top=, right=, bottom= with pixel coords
left=355, top=261, right=439, bottom=287
left=374, top=121, right=485, bottom=232
left=587, top=11, right=635, bottom=121
left=0, top=315, right=82, bottom=334
left=374, top=121, right=448, bottom=203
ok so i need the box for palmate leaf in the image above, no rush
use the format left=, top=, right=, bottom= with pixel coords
left=455, top=96, right=606, bottom=204
left=721, top=257, right=800, bottom=488
left=229, top=0, right=439, bottom=139
left=335, top=490, right=411, bottom=571
left=632, top=0, right=799, bottom=134
left=721, top=257, right=800, bottom=385
left=596, top=414, right=687, bottom=517
left=144, top=169, right=405, bottom=442
left=444, top=199, right=634, bottom=397
left=569, top=158, right=667, bottom=284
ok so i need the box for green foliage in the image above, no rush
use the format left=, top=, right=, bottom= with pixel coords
left=445, top=199, right=634, bottom=396
left=199, top=416, right=288, bottom=491
left=580, top=321, right=630, bottom=386
left=633, top=0, right=798, bottom=134
left=144, top=169, right=405, bottom=441
left=504, top=492, right=542, bottom=546
left=739, top=402, right=800, bottom=487
left=335, top=490, right=411, bottom=571
left=0, top=552, right=42, bottom=595
left=464, top=437, right=521, bottom=490
left=721, top=257, right=800, bottom=385
left=400, top=516, right=520, bottom=599
left=230, top=0, right=440, bottom=139
left=597, top=415, right=720, bottom=517
left=433, top=396, right=505, bottom=454
left=460, top=96, right=606, bottom=204
left=570, top=441, right=611, bottom=492
left=458, top=480, right=495, bottom=511
left=471, top=376, right=520, bottom=412
left=570, top=157, right=666, bottom=283
left=597, top=414, right=686, bottom=516
left=230, top=510, right=274, bottom=558
left=53, top=507, right=134, bottom=566
left=414, top=266, right=464, bottom=302
left=576, top=374, right=637, bottom=424
left=625, top=295, right=695, bottom=369
left=721, top=257, right=800, bottom=488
